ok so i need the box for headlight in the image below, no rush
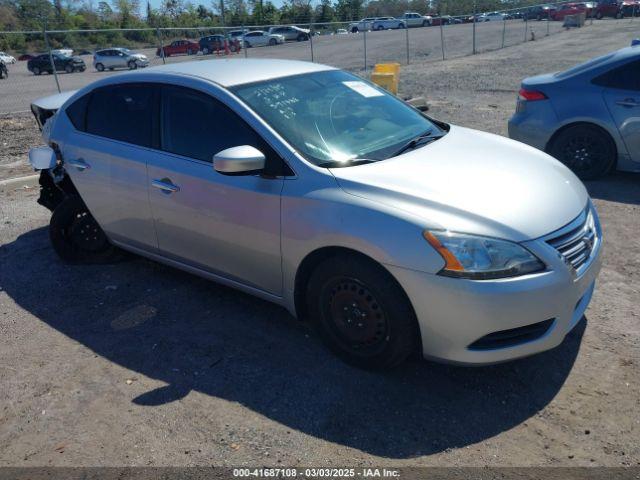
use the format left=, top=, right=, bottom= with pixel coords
left=423, top=231, right=545, bottom=280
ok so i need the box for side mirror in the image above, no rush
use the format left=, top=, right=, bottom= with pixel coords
left=213, top=145, right=266, bottom=174
left=29, top=146, right=57, bottom=170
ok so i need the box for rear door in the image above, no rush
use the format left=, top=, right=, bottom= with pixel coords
left=145, top=84, right=284, bottom=294
left=597, top=59, right=640, bottom=163
left=62, top=83, right=159, bottom=250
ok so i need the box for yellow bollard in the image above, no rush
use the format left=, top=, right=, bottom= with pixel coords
left=371, top=63, right=400, bottom=94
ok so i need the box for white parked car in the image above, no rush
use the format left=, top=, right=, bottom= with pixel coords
left=51, top=48, right=74, bottom=57
left=486, top=12, right=507, bottom=21
left=349, top=18, right=378, bottom=32
left=399, top=12, right=433, bottom=27
left=372, top=17, right=407, bottom=30
left=335, top=29, right=348, bottom=35
left=0, top=51, right=16, bottom=64
left=242, top=31, right=285, bottom=47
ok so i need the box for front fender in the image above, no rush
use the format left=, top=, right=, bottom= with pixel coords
left=280, top=182, right=445, bottom=313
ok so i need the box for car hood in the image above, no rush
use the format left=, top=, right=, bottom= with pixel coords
left=329, top=125, right=588, bottom=242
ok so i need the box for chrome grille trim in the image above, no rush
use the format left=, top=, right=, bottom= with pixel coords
left=544, top=206, right=598, bottom=273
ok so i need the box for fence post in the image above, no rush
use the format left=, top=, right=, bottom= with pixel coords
left=524, top=16, right=528, bottom=42
left=309, top=25, right=314, bottom=62
left=501, top=17, right=506, bottom=48
left=363, top=29, right=367, bottom=71
left=546, top=13, right=550, bottom=35
left=472, top=17, right=477, bottom=54
left=43, top=28, right=61, bottom=94
left=405, top=23, right=409, bottom=64
left=156, top=28, right=166, bottom=64
left=440, top=21, right=445, bottom=60
left=243, top=25, right=248, bottom=57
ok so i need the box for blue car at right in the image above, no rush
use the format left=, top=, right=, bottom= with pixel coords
left=509, top=43, right=640, bottom=179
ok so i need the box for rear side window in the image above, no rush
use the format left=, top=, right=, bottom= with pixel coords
left=592, top=60, right=640, bottom=91
left=65, top=94, right=89, bottom=131
left=86, top=84, right=156, bottom=147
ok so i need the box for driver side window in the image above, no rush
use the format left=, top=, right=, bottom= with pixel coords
left=160, top=86, right=290, bottom=175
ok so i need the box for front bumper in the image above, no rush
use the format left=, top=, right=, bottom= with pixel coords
left=387, top=209, right=603, bottom=365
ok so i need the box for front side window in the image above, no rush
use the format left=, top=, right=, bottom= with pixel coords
left=232, top=70, right=445, bottom=166
left=161, top=85, right=272, bottom=165
left=86, top=84, right=156, bottom=147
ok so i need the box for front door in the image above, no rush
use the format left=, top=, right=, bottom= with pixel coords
left=146, top=85, right=284, bottom=295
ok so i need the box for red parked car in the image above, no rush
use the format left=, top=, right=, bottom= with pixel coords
left=18, top=53, right=35, bottom=61
left=551, top=2, right=587, bottom=20
left=156, top=39, right=199, bottom=57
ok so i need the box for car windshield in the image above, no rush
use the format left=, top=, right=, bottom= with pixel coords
left=231, top=70, right=445, bottom=166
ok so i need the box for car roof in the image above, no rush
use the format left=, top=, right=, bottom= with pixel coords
left=134, top=58, right=336, bottom=87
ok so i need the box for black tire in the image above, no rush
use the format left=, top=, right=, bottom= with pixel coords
left=297, top=33, right=307, bottom=41
left=422, top=20, right=428, bottom=26
left=244, top=41, right=251, bottom=48
left=398, top=22, right=405, bottom=28
left=32, top=66, right=40, bottom=75
left=376, top=25, right=384, bottom=30
left=547, top=124, right=616, bottom=180
left=616, top=10, right=623, bottom=18
left=269, top=38, right=277, bottom=46
left=188, top=48, right=196, bottom=55
left=49, top=195, right=123, bottom=264
left=595, top=11, right=603, bottom=19
left=127, top=60, right=137, bottom=70
left=65, top=64, right=73, bottom=73
left=351, top=26, right=359, bottom=33
left=95, top=62, right=104, bottom=72
left=306, top=255, right=418, bottom=369
left=202, top=46, right=210, bottom=55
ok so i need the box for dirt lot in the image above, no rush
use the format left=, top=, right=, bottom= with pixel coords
left=0, top=20, right=638, bottom=468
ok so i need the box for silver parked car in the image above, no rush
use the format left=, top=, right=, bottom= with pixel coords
left=267, top=25, right=311, bottom=41
left=242, top=31, right=285, bottom=48
left=93, top=48, right=149, bottom=71
left=509, top=44, right=640, bottom=179
left=29, top=59, right=602, bottom=369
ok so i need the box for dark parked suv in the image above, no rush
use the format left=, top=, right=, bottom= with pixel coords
left=199, top=34, right=237, bottom=54
left=27, top=53, right=85, bottom=75
left=523, top=4, right=557, bottom=20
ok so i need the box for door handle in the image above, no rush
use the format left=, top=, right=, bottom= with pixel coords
left=66, top=158, right=90, bottom=171
left=152, top=179, right=180, bottom=193
left=615, top=98, right=640, bottom=108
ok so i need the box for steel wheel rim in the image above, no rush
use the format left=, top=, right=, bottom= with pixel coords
left=322, top=277, right=389, bottom=356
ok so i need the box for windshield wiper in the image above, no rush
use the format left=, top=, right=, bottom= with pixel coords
left=318, top=158, right=379, bottom=168
left=390, top=130, right=441, bottom=158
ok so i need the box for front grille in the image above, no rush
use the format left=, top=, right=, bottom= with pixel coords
left=468, top=319, right=555, bottom=350
left=546, top=209, right=597, bottom=272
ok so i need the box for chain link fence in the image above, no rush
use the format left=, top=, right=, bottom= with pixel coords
left=0, top=4, right=631, bottom=114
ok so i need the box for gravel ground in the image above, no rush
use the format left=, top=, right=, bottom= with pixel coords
left=0, top=20, right=638, bottom=468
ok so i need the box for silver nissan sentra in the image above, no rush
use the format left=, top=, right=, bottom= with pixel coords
left=29, top=59, right=602, bottom=369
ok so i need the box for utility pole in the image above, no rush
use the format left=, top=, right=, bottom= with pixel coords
left=219, top=0, right=225, bottom=26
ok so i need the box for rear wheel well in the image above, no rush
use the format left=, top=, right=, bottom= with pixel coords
left=545, top=121, right=618, bottom=167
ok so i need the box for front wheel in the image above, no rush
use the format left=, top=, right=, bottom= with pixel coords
left=32, top=66, right=41, bottom=75
left=95, top=62, right=104, bottom=72
left=306, top=255, right=418, bottom=369
left=548, top=124, right=616, bottom=180
left=616, top=10, right=623, bottom=18
left=50, top=195, right=123, bottom=264
left=595, top=11, right=603, bottom=19
left=65, top=64, right=73, bottom=73
left=398, top=23, right=405, bottom=29
left=203, top=46, right=210, bottom=54
left=128, top=60, right=137, bottom=70
left=269, top=38, right=277, bottom=46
